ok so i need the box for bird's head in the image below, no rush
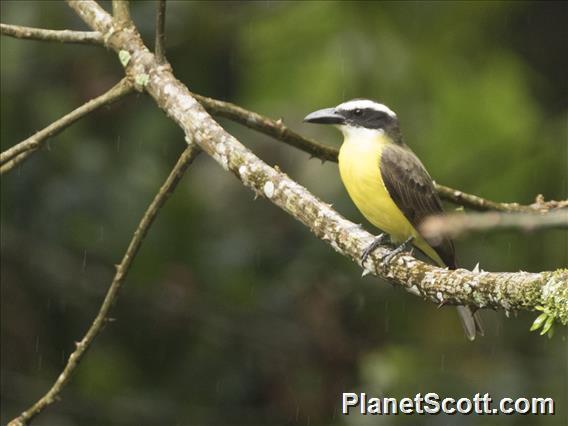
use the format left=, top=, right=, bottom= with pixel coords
left=304, top=99, right=402, bottom=143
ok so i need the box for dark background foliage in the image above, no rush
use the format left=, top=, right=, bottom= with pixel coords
left=1, top=1, right=567, bottom=425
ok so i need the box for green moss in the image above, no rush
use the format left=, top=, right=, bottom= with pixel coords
left=118, top=50, right=131, bottom=67
left=135, top=73, right=149, bottom=87
left=541, top=269, right=568, bottom=325
left=530, top=269, right=568, bottom=338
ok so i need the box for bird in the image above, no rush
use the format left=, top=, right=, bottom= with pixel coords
left=304, top=99, right=483, bottom=340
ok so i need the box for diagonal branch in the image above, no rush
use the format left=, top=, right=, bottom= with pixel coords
left=0, top=23, right=103, bottom=44
left=0, top=78, right=134, bottom=175
left=155, top=0, right=167, bottom=64
left=191, top=93, right=339, bottom=162
left=0, top=152, right=33, bottom=175
left=420, top=210, right=568, bottom=242
left=191, top=93, right=566, bottom=213
left=7, top=143, right=201, bottom=426
left=67, top=0, right=567, bottom=319
left=3, top=2, right=562, bottom=425
left=147, top=86, right=568, bottom=318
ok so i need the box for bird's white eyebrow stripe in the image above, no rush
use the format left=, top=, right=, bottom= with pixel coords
left=336, top=100, right=397, bottom=118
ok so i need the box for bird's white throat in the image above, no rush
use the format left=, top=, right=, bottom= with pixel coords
left=337, top=125, right=386, bottom=143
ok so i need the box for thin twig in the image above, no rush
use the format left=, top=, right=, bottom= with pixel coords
left=420, top=210, right=568, bottom=242
left=434, top=185, right=567, bottom=213
left=112, top=0, right=131, bottom=24
left=0, top=78, right=133, bottom=174
left=192, top=93, right=338, bottom=162
left=7, top=144, right=201, bottom=426
left=155, top=0, right=167, bottom=64
left=191, top=93, right=566, bottom=213
left=1, top=23, right=103, bottom=44
left=0, top=152, right=32, bottom=175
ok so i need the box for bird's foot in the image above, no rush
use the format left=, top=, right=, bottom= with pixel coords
left=361, top=233, right=390, bottom=266
left=380, top=236, right=414, bottom=265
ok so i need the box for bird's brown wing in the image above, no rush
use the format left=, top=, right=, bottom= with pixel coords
left=380, top=143, right=456, bottom=269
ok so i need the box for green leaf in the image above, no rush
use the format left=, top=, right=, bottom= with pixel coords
left=530, top=313, right=548, bottom=331
left=540, top=316, right=554, bottom=336
left=135, top=73, right=150, bottom=87
left=119, top=50, right=131, bottom=67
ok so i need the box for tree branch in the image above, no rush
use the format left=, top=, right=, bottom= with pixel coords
left=7, top=143, right=201, bottom=426
left=0, top=78, right=133, bottom=175
left=433, top=185, right=567, bottom=213
left=112, top=0, right=131, bottom=24
left=420, top=210, right=568, bottom=242
left=67, top=0, right=567, bottom=319
left=191, top=93, right=339, bottom=162
left=4, top=2, right=558, bottom=422
left=191, top=93, right=566, bottom=213
left=155, top=0, right=167, bottom=64
left=0, top=152, right=32, bottom=175
left=0, top=23, right=103, bottom=44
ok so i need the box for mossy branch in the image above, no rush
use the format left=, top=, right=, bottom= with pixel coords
left=67, top=0, right=567, bottom=317
left=3, top=2, right=565, bottom=424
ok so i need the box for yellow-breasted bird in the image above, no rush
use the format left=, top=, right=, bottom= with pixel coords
left=304, top=99, right=483, bottom=340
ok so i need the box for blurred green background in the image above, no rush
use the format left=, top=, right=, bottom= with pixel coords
left=1, top=1, right=567, bottom=425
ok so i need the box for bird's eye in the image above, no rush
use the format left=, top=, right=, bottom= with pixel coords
left=354, top=109, right=363, bottom=116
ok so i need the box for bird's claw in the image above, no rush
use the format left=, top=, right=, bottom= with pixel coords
left=379, top=236, right=414, bottom=265
left=361, top=233, right=389, bottom=266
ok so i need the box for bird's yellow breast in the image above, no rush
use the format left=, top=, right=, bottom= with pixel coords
left=338, top=131, right=414, bottom=242
left=338, top=129, right=442, bottom=264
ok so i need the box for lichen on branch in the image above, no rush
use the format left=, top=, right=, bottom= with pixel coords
left=3, top=2, right=564, bottom=425
left=65, top=0, right=567, bottom=319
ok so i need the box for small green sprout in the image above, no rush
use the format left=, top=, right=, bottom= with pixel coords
left=135, top=73, right=150, bottom=87
left=530, top=306, right=555, bottom=338
left=119, top=50, right=131, bottom=67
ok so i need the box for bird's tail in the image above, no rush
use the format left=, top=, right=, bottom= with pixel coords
left=456, top=305, right=484, bottom=341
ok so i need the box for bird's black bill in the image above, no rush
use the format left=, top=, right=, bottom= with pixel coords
left=303, top=107, right=345, bottom=125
